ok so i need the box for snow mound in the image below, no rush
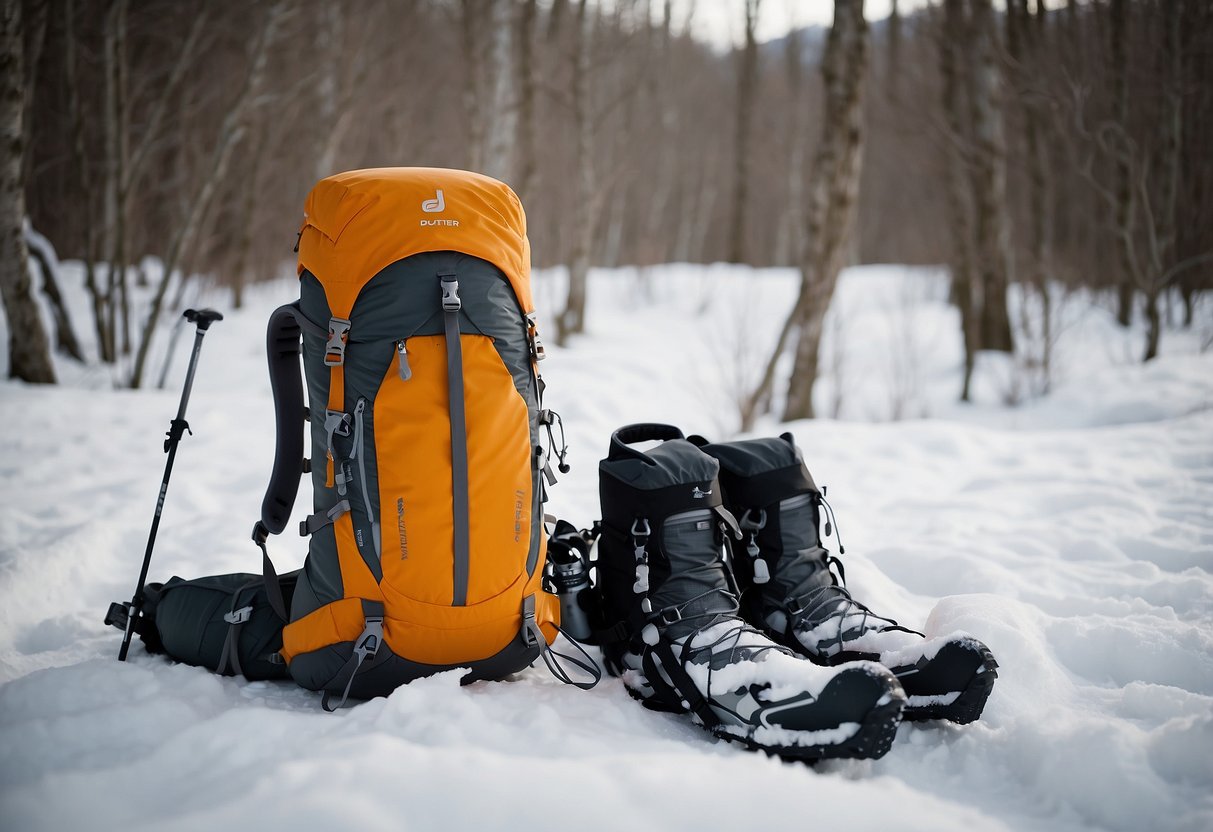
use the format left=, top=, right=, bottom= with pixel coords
left=2, top=263, right=1211, bottom=831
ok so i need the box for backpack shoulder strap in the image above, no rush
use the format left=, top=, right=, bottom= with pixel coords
left=253, top=302, right=324, bottom=621
left=257, top=301, right=322, bottom=537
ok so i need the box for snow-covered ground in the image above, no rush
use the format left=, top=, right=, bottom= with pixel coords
left=1, top=262, right=1211, bottom=831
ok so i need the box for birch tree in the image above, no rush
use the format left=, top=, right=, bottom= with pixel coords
left=0, top=0, right=55, bottom=382
left=744, top=0, right=869, bottom=427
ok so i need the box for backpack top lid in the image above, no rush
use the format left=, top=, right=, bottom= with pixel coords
left=297, top=167, right=532, bottom=318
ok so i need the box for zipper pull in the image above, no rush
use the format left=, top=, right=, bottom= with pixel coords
left=396, top=340, right=412, bottom=381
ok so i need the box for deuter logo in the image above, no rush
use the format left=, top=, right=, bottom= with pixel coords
left=420, top=188, right=459, bottom=227
left=421, top=189, right=445, bottom=212
left=692, top=486, right=712, bottom=499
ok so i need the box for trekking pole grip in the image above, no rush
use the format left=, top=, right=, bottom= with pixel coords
left=184, top=308, right=224, bottom=331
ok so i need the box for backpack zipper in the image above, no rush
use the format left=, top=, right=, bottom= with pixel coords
left=351, top=398, right=381, bottom=560
left=396, top=340, right=411, bottom=381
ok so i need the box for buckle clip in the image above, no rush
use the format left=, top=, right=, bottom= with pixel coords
left=739, top=508, right=767, bottom=531
left=324, top=317, right=351, bottom=367
left=224, top=606, right=253, bottom=625
left=657, top=605, right=683, bottom=626
left=441, top=277, right=461, bottom=312
left=525, top=313, right=546, bottom=362
left=354, top=617, right=383, bottom=661
left=325, top=409, right=352, bottom=438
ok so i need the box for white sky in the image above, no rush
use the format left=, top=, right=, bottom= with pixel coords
left=661, top=0, right=931, bottom=49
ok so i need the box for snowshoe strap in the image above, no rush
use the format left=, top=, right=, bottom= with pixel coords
left=645, top=637, right=721, bottom=729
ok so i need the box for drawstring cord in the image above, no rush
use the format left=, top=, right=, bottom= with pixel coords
left=819, top=487, right=846, bottom=555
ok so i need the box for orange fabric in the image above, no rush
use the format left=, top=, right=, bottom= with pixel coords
left=379, top=570, right=557, bottom=665
left=280, top=585, right=558, bottom=666
left=280, top=596, right=367, bottom=663
left=334, top=512, right=384, bottom=602
left=324, top=362, right=344, bottom=487
left=375, top=334, right=533, bottom=607
left=298, top=167, right=532, bottom=317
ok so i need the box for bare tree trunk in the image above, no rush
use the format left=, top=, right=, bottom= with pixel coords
left=482, top=0, right=517, bottom=182
left=727, top=0, right=761, bottom=264
left=514, top=0, right=539, bottom=202
left=775, top=26, right=806, bottom=267
left=313, top=3, right=345, bottom=181
left=0, top=0, right=55, bottom=383
left=546, top=0, right=569, bottom=40
left=782, top=1, right=869, bottom=421
left=1144, top=0, right=1185, bottom=362
left=1110, top=0, right=1134, bottom=328
left=1008, top=0, right=1054, bottom=389
left=938, top=0, right=981, bottom=400
left=102, top=0, right=130, bottom=362
left=557, top=0, right=594, bottom=344
left=461, top=0, right=488, bottom=172
left=744, top=0, right=868, bottom=427
left=129, top=0, right=290, bottom=389
left=20, top=0, right=48, bottom=186
left=886, top=0, right=902, bottom=102
left=968, top=0, right=1014, bottom=353
left=642, top=0, right=680, bottom=262
left=231, top=126, right=268, bottom=311
left=63, top=0, right=110, bottom=362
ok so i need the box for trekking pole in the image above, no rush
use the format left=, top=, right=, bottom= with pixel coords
left=114, top=308, right=223, bottom=661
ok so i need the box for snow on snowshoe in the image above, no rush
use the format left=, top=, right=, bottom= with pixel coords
left=592, top=424, right=906, bottom=760
left=695, top=433, right=998, bottom=726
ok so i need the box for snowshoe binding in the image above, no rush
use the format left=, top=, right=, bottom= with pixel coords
left=696, top=433, right=999, bottom=725
left=593, top=425, right=906, bottom=760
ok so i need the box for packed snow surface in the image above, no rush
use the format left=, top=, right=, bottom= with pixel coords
left=2, top=262, right=1211, bottom=831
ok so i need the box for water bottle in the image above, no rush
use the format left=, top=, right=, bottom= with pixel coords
left=548, top=528, right=593, bottom=642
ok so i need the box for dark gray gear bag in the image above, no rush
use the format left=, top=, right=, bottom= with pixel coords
left=136, top=571, right=299, bottom=681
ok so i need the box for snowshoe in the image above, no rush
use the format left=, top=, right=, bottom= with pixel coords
left=594, top=425, right=906, bottom=760
left=695, top=433, right=999, bottom=725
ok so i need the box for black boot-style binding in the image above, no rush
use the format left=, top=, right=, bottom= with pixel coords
left=695, top=432, right=999, bottom=726
left=593, top=424, right=906, bottom=760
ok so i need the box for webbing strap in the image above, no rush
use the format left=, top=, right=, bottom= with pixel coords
left=251, top=533, right=288, bottom=625
left=299, top=499, right=351, bottom=536
left=321, top=600, right=386, bottom=712
left=440, top=271, right=470, bottom=607
left=217, top=622, right=243, bottom=677
left=646, top=638, right=722, bottom=729
left=325, top=317, right=348, bottom=489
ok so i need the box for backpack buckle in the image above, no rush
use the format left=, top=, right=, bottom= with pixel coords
left=224, top=606, right=253, bottom=625
left=324, top=318, right=351, bottom=366
left=440, top=277, right=461, bottom=312
left=527, top=314, right=546, bottom=362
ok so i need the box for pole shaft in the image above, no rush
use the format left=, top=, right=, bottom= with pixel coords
left=117, top=328, right=210, bottom=661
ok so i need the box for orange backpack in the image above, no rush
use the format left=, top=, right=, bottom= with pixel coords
left=254, top=168, right=564, bottom=708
